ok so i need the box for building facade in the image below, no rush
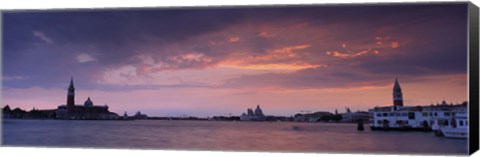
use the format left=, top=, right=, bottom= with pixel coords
left=240, top=105, right=266, bottom=121
left=56, top=77, right=119, bottom=120
left=294, top=111, right=332, bottom=122
left=369, top=79, right=467, bottom=130
left=341, top=111, right=370, bottom=123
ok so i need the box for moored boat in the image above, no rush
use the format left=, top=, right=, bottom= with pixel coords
left=438, top=112, right=468, bottom=139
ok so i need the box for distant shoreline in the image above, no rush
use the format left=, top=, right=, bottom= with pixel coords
left=1, top=118, right=361, bottom=124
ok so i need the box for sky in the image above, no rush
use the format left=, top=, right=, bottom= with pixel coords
left=2, top=3, right=469, bottom=117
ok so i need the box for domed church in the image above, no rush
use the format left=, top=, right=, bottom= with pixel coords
left=240, top=105, right=266, bottom=121
left=84, top=97, right=94, bottom=107
left=56, top=77, right=119, bottom=120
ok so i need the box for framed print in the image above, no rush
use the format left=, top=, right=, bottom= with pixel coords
left=1, top=1, right=479, bottom=156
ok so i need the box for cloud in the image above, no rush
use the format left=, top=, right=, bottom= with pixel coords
left=2, top=4, right=468, bottom=92
left=217, top=44, right=319, bottom=71
left=76, top=53, right=97, bottom=63
left=3, top=75, right=29, bottom=81
left=324, top=34, right=407, bottom=59
left=391, top=41, right=400, bottom=48
left=258, top=32, right=276, bottom=38
left=272, top=45, right=310, bottom=54
left=228, top=37, right=240, bottom=43
left=168, top=53, right=213, bottom=63
left=219, top=63, right=325, bottom=71
left=32, top=31, right=53, bottom=44
left=326, top=50, right=370, bottom=58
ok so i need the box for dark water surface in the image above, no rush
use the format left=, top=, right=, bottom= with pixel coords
left=2, top=119, right=468, bottom=155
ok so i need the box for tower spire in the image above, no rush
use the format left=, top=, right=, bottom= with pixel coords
left=393, top=78, right=401, bottom=91
left=69, top=76, right=74, bottom=89
left=67, top=77, right=76, bottom=111
left=393, top=78, right=404, bottom=107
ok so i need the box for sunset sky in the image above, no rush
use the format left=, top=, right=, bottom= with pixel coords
left=2, top=3, right=469, bottom=117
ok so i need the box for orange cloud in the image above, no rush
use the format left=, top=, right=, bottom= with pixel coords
left=272, top=45, right=310, bottom=57
left=228, top=37, right=240, bottom=43
left=218, top=44, right=320, bottom=71
left=375, top=35, right=399, bottom=48
left=226, top=44, right=311, bottom=63
left=326, top=50, right=370, bottom=58
left=326, top=34, right=404, bottom=59
left=219, top=62, right=324, bottom=71
left=391, top=41, right=400, bottom=48
left=259, top=32, right=277, bottom=38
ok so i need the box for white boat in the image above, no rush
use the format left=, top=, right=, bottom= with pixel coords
left=437, top=112, right=468, bottom=139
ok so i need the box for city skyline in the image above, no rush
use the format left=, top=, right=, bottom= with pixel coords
left=2, top=4, right=468, bottom=117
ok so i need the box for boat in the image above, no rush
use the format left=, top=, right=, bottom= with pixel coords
left=437, top=112, right=468, bottom=139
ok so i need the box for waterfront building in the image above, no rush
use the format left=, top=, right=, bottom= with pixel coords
left=56, top=77, right=119, bottom=120
left=341, top=111, right=370, bottom=123
left=294, top=111, right=332, bottom=122
left=133, top=111, right=148, bottom=119
left=369, top=79, right=467, bottom=130
left=240, top=105, right=266, bottom=121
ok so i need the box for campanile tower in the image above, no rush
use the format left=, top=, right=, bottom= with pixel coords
left=393, top=78, right=404, bottom=106
left=67, top=77, right=75, bottom=111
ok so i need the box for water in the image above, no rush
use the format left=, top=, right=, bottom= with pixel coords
left=2, top=119, right=468, bottom=155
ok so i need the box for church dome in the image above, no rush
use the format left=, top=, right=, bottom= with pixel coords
left=254, top=105, right=264, bottom=116
left=84, top=97, right=93, bottom=107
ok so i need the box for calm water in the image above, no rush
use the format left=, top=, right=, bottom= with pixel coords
left=2, top=119, right=468, bottom=155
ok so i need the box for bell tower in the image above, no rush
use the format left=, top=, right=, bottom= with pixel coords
left=67, top=77, right=75, bottom=112
left=393, top=78, right=404, bottom=106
